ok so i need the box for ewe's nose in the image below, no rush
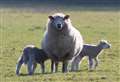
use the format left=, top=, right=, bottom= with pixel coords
left=57, top=24, right=62, bottom=29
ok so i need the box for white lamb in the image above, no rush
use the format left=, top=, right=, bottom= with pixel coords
left=71, top=40, right=111, bottom=71
left=16, top=45, right=49, bottom=75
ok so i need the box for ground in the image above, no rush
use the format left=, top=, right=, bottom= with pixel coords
left=0, top=6, right=120, bottom=82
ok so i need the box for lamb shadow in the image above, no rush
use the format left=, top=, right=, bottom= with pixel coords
left=95, top=69, right=111, bottom=72
left=18, top=72, right=52, bottom=76
left=69, top=68, right=89, bottom=73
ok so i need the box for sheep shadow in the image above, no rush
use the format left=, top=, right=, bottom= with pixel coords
left=69, top=68, right=99, bottom=73
left=18, top=72, right=52, bottom=76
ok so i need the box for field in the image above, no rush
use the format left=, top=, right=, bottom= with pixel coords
left=0, top=6, right=120, bottom=82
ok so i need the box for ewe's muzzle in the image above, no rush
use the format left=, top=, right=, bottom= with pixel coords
left=56, top=23, right=63, bottom=30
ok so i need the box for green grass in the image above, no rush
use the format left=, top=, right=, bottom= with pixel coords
left=0, top=7, right=120, bottom=82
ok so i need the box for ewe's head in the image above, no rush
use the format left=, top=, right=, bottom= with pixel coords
left=99, top=40, right=111, bottom=49
left=48, top=13, right=70, bottom=31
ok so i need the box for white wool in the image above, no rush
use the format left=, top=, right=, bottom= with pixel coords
left=25, top=44, right=35, bottom=48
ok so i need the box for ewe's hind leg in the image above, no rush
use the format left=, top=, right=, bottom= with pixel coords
left=51, top=60, right=54, bottom=73
left=62, top=61, right=68, bottom=73
left=88, top=57, right=94, bottom=70
left=16, top=55, right=24, bottom=75
left=71, top=55, right=84, bottom=71
left=41, top=62, right=45, bottom=73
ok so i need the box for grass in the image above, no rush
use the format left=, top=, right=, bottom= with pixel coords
left=0, top=7, right=120, bottom=82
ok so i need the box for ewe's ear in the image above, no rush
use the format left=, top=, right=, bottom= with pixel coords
left=64, top=15, right=70, bottom=20
left=49, top=16, right=54, bottom=20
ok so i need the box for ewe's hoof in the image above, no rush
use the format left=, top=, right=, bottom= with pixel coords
left=28, top=72, right=33, bottom=75
left=62, top=70, right=68, bottom=73
left=88, top=69, right=94, bottom=72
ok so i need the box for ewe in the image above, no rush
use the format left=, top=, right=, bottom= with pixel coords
left=42, top=13, right=83, bottom=72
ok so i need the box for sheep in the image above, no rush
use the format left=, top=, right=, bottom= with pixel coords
left=16, top=45, right=49, bottom=75
left=71, top=40, right=111, bottom=71
left=42, top=13, right=83, bottom=72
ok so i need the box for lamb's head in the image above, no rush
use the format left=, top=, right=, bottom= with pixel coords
left=48, top=13, right=70, bottom=31
left=99, top=40, right=111, bottom=49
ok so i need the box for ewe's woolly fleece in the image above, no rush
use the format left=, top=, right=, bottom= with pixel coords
left=42, top=13, right=83, bottom=61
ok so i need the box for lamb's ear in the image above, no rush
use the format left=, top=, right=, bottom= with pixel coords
left=49, top=16, right=54, bottom=20
left=64, top=15, right=70, bottom=20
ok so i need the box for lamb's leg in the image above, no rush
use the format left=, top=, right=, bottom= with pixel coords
left=94, top=57, right=99, bottom=69
left=71, top=55, right=84, bottom=71
left=27, top=57, right=33, bottom=75
left=41, top=62, right=45, bottom=73
left=16, top=55, right=24, bottom=76
left=33, top=63, right=37, bottom=73
left=88, top=57, right=94, bottom=70
left=16, top=56, right=23, bottom=75
left=62, top=61, right=68, bottom=73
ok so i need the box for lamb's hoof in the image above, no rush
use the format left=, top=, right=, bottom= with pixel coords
left=16, top=72, right=20, bottom=76
left=16, top=74, right=20, bottom=76
left=71, top=69, right=78, bottom=72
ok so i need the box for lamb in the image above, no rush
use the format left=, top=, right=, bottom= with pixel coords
left=42, top=13, right=83, bottom=72
left=71, top=40, right=111, bottom=71
left=16, top=45, right=49, bottom=75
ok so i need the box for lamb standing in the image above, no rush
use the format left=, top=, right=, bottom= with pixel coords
left=71, top=40, right=111, bottom=71
left=42, top=13, right=83, bottom=72
left=16, top=45, right=49, bottom=75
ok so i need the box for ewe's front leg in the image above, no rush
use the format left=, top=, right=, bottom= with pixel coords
left=62, top=61, right=68, bottom=73
left=41, top=62, right=45, bottom=73
left=16, top=55, right=24, bottom=76
left=55, top=62, right=58, bottom=72
left=51, top=60, right=58, bottom=73
left=51, top=60, right=55, bottom=73
left=88, top=57, right=94, bottom=71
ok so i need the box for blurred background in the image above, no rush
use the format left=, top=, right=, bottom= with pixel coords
left=0, top=0, right=119, bottom=9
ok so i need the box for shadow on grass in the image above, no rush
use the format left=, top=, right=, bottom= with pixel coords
left=18, top=72, right=53, bottom=76
left=69, top=68, right=94, bottom=73
left=69, top=68, right=109, bottom=73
